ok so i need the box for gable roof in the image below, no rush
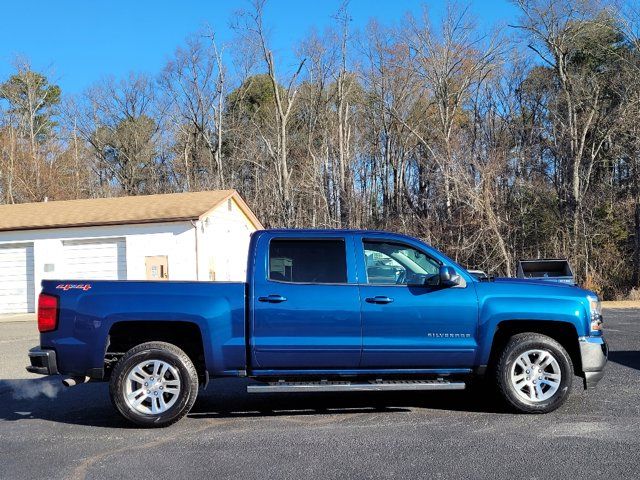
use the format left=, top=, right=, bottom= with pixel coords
left=0, top=189, right=263, bottom=232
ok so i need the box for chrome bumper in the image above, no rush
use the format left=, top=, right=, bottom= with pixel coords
left=578, top=336, right=607, bottom=389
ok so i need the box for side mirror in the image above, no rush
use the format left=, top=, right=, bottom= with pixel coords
left=439, top=265, right=461, bottom=287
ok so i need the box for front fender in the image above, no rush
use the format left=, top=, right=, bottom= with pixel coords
left=476, top=294, right=590, bottom=366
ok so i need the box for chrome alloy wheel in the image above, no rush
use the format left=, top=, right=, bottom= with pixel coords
left=510, top=349, right=561, bottom=403
left=124, top=360, right=181, bottom=414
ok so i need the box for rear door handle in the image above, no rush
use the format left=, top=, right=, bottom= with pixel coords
left=258, top=294, right=287, bottom=303
left=365, top=296, right=394, bottom=304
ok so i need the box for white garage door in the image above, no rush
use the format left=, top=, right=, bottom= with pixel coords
left=0, top=243, right=35, bottom=314
left=63, top=238, right=127, bottom=280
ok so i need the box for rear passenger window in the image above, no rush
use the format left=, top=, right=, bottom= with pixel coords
left=269, top=239, right=347, bottom=284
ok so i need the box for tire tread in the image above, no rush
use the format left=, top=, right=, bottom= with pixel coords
left=495, top=332, right=573, bottom=414
left=109, top=341, right=199, bottom=428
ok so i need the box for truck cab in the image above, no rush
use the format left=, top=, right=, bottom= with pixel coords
left=27, top=229, right=608, bottom=427
left=250, top=230, right=478, bottom=372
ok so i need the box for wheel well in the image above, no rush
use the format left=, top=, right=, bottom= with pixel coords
left=488, top=320, right=582, bottom=375
left=106, top=321, right=206, bottom=380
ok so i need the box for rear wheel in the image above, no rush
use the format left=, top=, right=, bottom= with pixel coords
left=109, top=341, right=198, bottom=427
left=496, top=333, right=573, bottom=413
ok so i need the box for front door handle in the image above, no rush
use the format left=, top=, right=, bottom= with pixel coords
left=365, top=296, right=394, bottom=304
left=258, top=294, right=287, bottom=303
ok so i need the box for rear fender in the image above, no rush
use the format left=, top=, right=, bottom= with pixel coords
left=41, top=280, right=246, bottom=377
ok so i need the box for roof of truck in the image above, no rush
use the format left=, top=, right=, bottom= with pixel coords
left=258, top=229, right=432, bottom=242
left=261, top=228, right=412, bottom=235
left=0, top=189, right=263, bottom=232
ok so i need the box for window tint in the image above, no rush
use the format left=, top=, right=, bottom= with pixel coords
left=269, top=239, right=347, bottom=283
left=363, top=241, right=440, bottom=285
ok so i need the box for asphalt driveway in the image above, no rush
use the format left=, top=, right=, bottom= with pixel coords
left=0, top=309, right=638, bottom=480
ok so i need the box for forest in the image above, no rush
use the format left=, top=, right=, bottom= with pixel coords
left=1, top=0, right=640, bottom=299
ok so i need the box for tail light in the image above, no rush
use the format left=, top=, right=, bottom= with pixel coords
left=38, top=293, right=59, bottom=332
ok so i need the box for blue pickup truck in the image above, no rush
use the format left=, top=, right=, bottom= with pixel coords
left=27, top=229, right=607, bottom=427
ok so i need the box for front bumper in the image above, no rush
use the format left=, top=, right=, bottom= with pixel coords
left=579, top=336, right=608, bottom=389
left=26, top=347, right=59, bottom=375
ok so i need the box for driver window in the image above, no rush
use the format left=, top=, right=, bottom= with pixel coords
left=363, top=241, right=440, bottom=285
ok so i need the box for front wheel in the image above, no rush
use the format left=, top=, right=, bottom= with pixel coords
left=109, top=341, right=199, bottom=427
left=496, top=333, right=573, bottom=413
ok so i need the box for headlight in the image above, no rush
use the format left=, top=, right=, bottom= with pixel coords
left=588, top=296, right=603, bottom=333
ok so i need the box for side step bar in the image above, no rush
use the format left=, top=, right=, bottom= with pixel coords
left=247, top=379, right=465, bottom=393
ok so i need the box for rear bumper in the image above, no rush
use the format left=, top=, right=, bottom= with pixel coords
left=579, top=336, right=607, bottom=389
left=26, top=347, right=59, bottom=375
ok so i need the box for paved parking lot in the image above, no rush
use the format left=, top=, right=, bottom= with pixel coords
left=1, top=309, right=638, bottom=480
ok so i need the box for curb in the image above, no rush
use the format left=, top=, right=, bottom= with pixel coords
left=0, top=315, right=36, bottom=324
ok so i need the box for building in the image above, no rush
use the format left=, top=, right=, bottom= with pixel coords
left=0, top=190, right=263, bottom=314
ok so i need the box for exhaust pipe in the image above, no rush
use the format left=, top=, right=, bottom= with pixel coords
left=62, top=376, right=89, bottom=387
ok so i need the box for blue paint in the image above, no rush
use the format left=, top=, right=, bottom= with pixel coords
left=39, top=229, right=602, bottom=380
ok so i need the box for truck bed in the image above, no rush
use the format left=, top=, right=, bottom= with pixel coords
left=40, top=279, right=247, bottom=378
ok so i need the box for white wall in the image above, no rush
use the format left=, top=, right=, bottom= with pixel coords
left=198, top=197, right=258, bottom=281
left=0, top=222, right=198, bottom=310
left=123, top=223, right=197, bottom=281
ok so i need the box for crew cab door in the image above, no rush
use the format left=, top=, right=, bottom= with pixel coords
left=250, top=233, right=362, bottom=370
left=356, top=235, right=479, bottom=368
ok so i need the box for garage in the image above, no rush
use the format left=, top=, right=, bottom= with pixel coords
left=63, top=238, right=127, bottom=280
left=0, top=243, right=35, bottom=314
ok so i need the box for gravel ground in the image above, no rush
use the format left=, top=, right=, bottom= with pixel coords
left=0, top=309, right=638, bottom=480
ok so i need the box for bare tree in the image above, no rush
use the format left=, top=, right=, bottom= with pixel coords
left=513, top=0, right=623, bottom=268
left=73, top=74, right=165, bottom=195
left=160, top=29, right=226, bottom=191
left=402, top=4, right=503, bottom=220
left=235, top=0, right=306, bottom=225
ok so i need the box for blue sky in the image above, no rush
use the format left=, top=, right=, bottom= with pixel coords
left=0, top=0, right=519, bottom=95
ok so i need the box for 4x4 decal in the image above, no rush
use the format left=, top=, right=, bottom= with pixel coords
left=56, top=284, right=92, bottom=291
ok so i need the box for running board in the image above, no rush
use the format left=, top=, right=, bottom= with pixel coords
left=247, top=379, right=465, bottom=393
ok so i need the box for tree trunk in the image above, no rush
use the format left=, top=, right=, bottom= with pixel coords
left=633, top=158, right=640, bottom=288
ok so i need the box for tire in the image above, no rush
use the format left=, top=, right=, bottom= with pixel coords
left=495, top=333, right=573, bottom=414
left=109, top=341, right=199, bottom=427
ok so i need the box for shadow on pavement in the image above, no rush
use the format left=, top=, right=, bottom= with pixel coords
left=0, top=378, right=130, bottom=428
left=0, top=376, right=505, bottom=427
left=608, top=351, right=640, bottom=371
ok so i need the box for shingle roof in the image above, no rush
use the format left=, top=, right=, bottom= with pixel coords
left=0, top=190, right=263, bottom=232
